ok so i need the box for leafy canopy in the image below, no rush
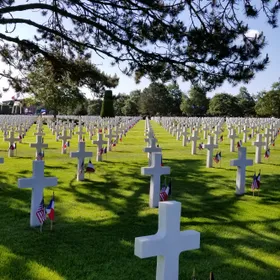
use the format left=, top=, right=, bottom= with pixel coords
left=0, top=1, right=279, bottom=91
left=208, top=93, right=242, bottom=116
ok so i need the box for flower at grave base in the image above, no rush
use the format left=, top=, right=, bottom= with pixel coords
left=86, top=160, right=95, bottom=172
left=198, top=143, right=203, bottom=150
left=264, top=149, right=270, bottom=158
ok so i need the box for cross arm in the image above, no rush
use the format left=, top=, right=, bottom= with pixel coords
left=178, top=230, right=200, bottom=253
left=135, top=234, right=164, bottom=258
left=141, top=167, right=154, bottom=176
left=18, top=178, right=36, bottom=189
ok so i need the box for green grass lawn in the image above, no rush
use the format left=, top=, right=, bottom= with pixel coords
left=0, top=120, right=279, bottom=280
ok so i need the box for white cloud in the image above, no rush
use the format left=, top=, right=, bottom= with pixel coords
left=245, top=29, right=260, bottom=38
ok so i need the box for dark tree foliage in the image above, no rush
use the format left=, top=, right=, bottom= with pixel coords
left=180, top=86, right=209, bottom=116
left=255, top=82, right=280, bottom=117
left=208, top=93, right=242, bottom=116
left=113, top=93, right=129, bottom=116
left=139, top=83, right=171, bottom=116
left=87, top=99, right=103, bottom=116
left=100, top=90, right=115, bottom=117
left=0, top=1, right=279, bottom=92
left=236, top=86, right=256, bottom=116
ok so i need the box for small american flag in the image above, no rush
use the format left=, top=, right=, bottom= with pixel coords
left=264, top=149, right=270, bottom=158
left=36, top=199, right=46, bottom=224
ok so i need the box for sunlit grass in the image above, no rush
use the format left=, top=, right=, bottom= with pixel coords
left=0, top=120, right=279, bottom=279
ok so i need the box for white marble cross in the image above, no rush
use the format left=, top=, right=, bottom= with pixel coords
left=76, top=122, right=85, bottom=142
left=181, top=126, right=189, bottom=147
left=70, top=141, right=93, bottom=181
left=202, top=125, right=208, bottom=140
left=141, top=153, right=170, bottom=208
left=229, top=128, right=238, bottom=152
left=5, top=130, right=18, bottom=157
left=30, top=135, right=48, bottom=158
left=18, top=161, right=57, bottom=227
left=176, top=124, right=181, bottom=140
left=144, top=138, right=162, bottom=164
left=93, top=133, right=107, bottom=162
left=16, top=125, right=25, bottom=143
left=263, top=128, right=271, bottom=150
left=230, top=147, right=253, bottom=195
left=242, top=125, right=249, bottom=143
left=58, top=128, right=71, bottom=154
left=105, top=128, right=116, bottom=152
left=134, top=201, right=200, bottom=280
left=190, top=130, right=200, bottom=155
left=213, top=126, right=220, bottom=145
left=252, top=134, right=266, bottom=164
left=203, top=135, right=218, bottom=168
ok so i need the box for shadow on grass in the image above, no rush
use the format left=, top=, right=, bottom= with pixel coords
left=0, top=157, right=280, bottom=280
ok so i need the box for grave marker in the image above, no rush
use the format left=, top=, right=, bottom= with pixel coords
left=70, top=141, right=93, bottom=181
left=230, top=147, right=253, bottom=195
left=135, top=201, right=200, bottom=280
left=30, top=135, right=48, bottom=158
left=93, top=133, right=107, bottom=162
left=190, top=130, right=200, bottom=155
left=203, top=136, right=218, bottom=168
left=252, top=133, right=266, bottom=164
left=4, top=130, right=18, bottom=157
left=18, top=161, right=57, bottom=227
left=229, top=128, right=238, bottom=152
left=141, top=153, right=170, bottom=208
left=143, top=138, right=162, bottom=164
left=58, top=128, right=71, bottom=154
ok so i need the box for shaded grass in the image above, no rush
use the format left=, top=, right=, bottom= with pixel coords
left=0, top=120, right=279, bottom=279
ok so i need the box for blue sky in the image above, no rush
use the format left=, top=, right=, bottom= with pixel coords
left=0, top=3, right=279, bottom=101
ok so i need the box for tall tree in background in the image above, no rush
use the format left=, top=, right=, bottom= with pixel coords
left=236, top=87, right=256, bottom=116
left=180, top=87, right=208, bottom=116
left=26, top=57, right=84, bottom=117
left=0, top=1, right=278, bottom=93
left=166, top=83, right=183, bottom=116
left=122, top=90, right=141, bottom=116
left=24, top=55, right=117, bottom=116
left=139, top=83, right=171, bottom=116
left=87, top=99, right=102, bottom=116
left=208, top=93, right=242, bottom=116
left=100, top=90, right=115, bottom=117
left=113, top=94, right=129, bottom=116
left=255, top=81, right=280, bottom=117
